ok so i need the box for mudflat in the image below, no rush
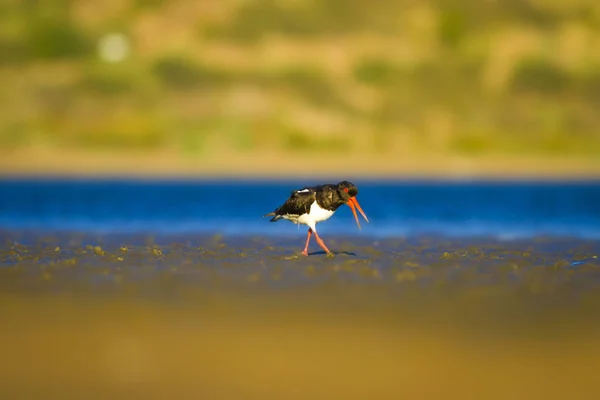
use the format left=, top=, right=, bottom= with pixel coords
left=1, top=232, right=599, bottom=399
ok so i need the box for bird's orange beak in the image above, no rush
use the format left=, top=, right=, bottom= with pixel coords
left=347, top=196, right=369, bottom=230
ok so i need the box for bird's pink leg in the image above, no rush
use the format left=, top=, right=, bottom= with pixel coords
left=312, top=230, right=331, bottom=254
left=302, top=228, right=313, bottom=256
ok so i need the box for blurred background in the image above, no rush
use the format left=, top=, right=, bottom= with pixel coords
left=1, top=0, right=600, bottom=177
left=2, top=3, right=600, bottom=398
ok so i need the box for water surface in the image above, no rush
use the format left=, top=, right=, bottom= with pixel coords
left=1, top=178, right=599, bottom=238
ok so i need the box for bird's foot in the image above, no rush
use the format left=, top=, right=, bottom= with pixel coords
left=326, top=252, right=335, bottom=258
left=301, top=249, right=309, bottom=256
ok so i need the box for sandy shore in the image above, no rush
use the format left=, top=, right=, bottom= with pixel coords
left=1, top=146, right=599, bottom=179
left=1, top=232, right=600, bottom=398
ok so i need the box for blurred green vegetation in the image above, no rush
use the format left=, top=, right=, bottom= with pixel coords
left=1, top=0, right=600, bottom=157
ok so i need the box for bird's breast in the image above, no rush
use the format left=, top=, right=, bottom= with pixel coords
left=298, top=200, right=334, bottom=224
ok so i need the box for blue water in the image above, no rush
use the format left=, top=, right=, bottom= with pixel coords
left=0, top=178, right=599, bottom=239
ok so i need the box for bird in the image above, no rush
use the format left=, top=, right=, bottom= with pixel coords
left=265, top=181, right=369, bottom=256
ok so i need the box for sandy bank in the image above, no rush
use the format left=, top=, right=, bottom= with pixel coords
left=1, top=146, right=599, bottom=179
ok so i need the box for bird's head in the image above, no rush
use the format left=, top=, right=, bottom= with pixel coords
left=336, top=181, right=369, bottom=229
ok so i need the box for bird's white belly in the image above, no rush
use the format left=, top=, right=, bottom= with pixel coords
left=296, top=201, right=334, bottom=226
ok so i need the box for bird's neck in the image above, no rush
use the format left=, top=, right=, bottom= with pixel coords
left=316, top=190, right=345, bottom=211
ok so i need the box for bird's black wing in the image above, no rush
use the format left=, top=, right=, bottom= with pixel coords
left=264, top=187, right=317, bottom=221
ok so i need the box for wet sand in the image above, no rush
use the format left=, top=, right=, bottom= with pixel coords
left=1, top=231, right=600, bottom=399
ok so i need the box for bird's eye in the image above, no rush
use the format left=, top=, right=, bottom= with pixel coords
left=343, top=188, right=349, bottom=193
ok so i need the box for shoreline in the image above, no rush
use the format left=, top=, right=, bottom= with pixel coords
left=3, top=229, right=599, bottom=245
left=1, top=146, right=599, bottom=180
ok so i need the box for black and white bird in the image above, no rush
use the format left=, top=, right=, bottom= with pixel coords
left=265, top=181, right=369, bottom=256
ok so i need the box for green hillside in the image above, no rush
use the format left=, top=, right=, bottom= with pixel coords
left=1, top=0, right=600, bottom=159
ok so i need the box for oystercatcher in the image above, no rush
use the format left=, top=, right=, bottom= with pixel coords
left=265, top=181, right=369, bottom=256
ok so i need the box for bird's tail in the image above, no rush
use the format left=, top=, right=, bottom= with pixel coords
left=263, top=212, right=281, bottom=222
